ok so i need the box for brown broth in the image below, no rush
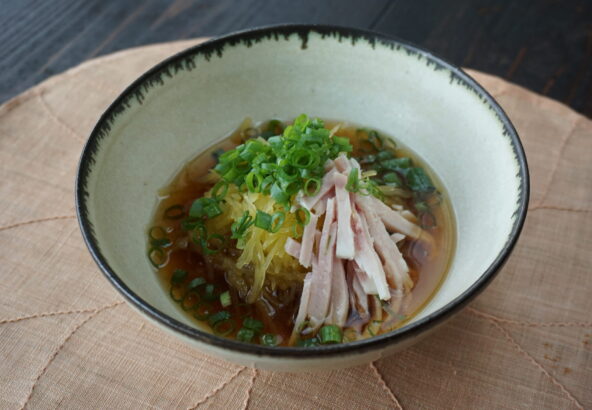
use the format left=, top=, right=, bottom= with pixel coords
left=148, top=119, right=455, bottom=346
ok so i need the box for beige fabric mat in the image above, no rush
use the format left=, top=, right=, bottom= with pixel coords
left=0, top=38, right=591, bottom=410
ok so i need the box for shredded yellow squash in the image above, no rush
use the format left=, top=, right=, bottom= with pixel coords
left=204, top=183, right=306, bottom=302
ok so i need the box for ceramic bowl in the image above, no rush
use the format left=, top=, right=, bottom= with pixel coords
left=76, top=25, right=529, bottom=372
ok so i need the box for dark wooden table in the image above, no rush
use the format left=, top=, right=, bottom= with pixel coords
left=2, top=0, right=591, bottom=118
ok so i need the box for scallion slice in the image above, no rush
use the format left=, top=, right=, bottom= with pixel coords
left=203, top=283, right=216, bottom=301
left=193, top=302, right=213, bottom=320
left=171, top=269, right=188, bottom=285
left=148, top=247, right=166, bottom=268
left=180, top=291, right=201, bottom=311
left=345, top=169, right=359, bottom=192
left=219, top=291, right=232, bottom=307
left=163, top=204, right=184, bottom=220
left=270, top=211, right=285, bottom=233
left=303, top=178, right=321, bottom=196
left=243, top=317, right=264, bottom=334
left=254, top=210, right=272, bottom=231
left=260, top=333, right=278, bottom=346
left=294, top=207, right=311, bottom=226
left=208, top=311, right=231, bottom=326
left=236, top=328, right=255, bottom=343
left=188, top=277, right=206, bottom=290
left=245, top=171, right=262, bottom=192
left=211, top=180, right=229, bottom=200
left=319, top=325, right=343, bottom=344
left=213, top=319, right=236, bottom=336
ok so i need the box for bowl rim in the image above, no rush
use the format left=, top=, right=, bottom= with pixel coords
left=76, top=23, right=530, bottom=358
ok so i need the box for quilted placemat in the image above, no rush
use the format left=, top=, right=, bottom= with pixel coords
left=0, top=38, right=590, bottom=409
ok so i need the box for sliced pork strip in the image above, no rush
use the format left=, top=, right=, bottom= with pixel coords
left=390, top=232, right=406, bottom=244
left=290, top=271, right=314, bottom=343
left=326, top=257, right=349, bottom=327
left=357, top=196, right=412, bottom=291
left=311, top=193, right=328, bottom=216
left=334, top=153, right=352, bottom=173
left=307, top=222, right=338, bottom=330
left=298, top=212, right=319, bottom=268
left=346, top=261, right=370, bottom=330
left=298, top=169, right=338, bottom=210
left=400, top=209, right=418, bottom=223
left=361, top=195, right=422, bottom=239
left=334, top=173, right=355, bottom=259
left=284, top=237, right=301, bottom=259
left=351, top=204, right=390, bottom=300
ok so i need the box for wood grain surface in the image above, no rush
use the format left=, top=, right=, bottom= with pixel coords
left=2, top=0, right=591, bottom=118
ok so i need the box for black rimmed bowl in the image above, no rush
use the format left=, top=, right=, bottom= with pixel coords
left=76, top=24, right=529, bottom=371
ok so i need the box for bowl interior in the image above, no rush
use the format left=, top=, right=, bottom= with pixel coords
left=79, top=28, right=525, bottom=346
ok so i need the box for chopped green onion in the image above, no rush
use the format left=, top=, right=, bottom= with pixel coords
left=260, top=334, right=278, bottom=346
left=292, top=223, right=304, bottom=238
left=181, top=291, right=201, bottom=311
left=208, top=311, right=231, bottom=326
left=201, top=233, right=225, bottom=255
left=319, top=325, right=343, bottom=344
left=163, top=204, right=184, bottom=220
left=148, top=247, right=166, bottom=268
left=189, top=197, right=222, bottom=219
left=212, top=114, right=352, bottom=207
left=298, top=337, right=319, bottom=347
left=211, top=180, right=229, bottom=200
left=171, top=269, right=188, bottom=285
left=245, top=171, right=263, bottom=192
left=303, top=178, right=321, bottom=196
left=231, top=211, right=254, bottom=239
left=150, top=237, right=171, bottom=248
left=243, top=317, right=264, bottom=333
left=203, top=284, right=216, bottom=301
left=236, top=328, right=255, bottom=343
left=294, top=207, right=311, bottom=226
left=254, top=210, right=272, bottom=231
left=270, top=182, right=290, bottom=204
left=219, top=291, right=232, bottom=307
left=193, top=302, right=213, bottom=320
left=148, top=226, right=167, bottom=241
left=345, top=169, right=359, bottom=192
left=270, top=211, right=285, bottom=233
left=169, top=286, right=184, bottom=303
left=205, top=203, right=222, bottom=218
left=213, top=319, right=236, bottom=336
left=181, top=218, right=202, bottom=231
left=188, top=277, right=206, bottom=290
left=367, top=320, right=383, bottom=337
left=190, top=224, right=208, bottom=246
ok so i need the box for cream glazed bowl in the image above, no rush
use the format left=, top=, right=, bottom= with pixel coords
left=76, top=25, right=529, bottom=372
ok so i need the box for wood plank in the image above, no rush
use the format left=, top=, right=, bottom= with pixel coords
left=1, top=0, right=591, bottom=118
